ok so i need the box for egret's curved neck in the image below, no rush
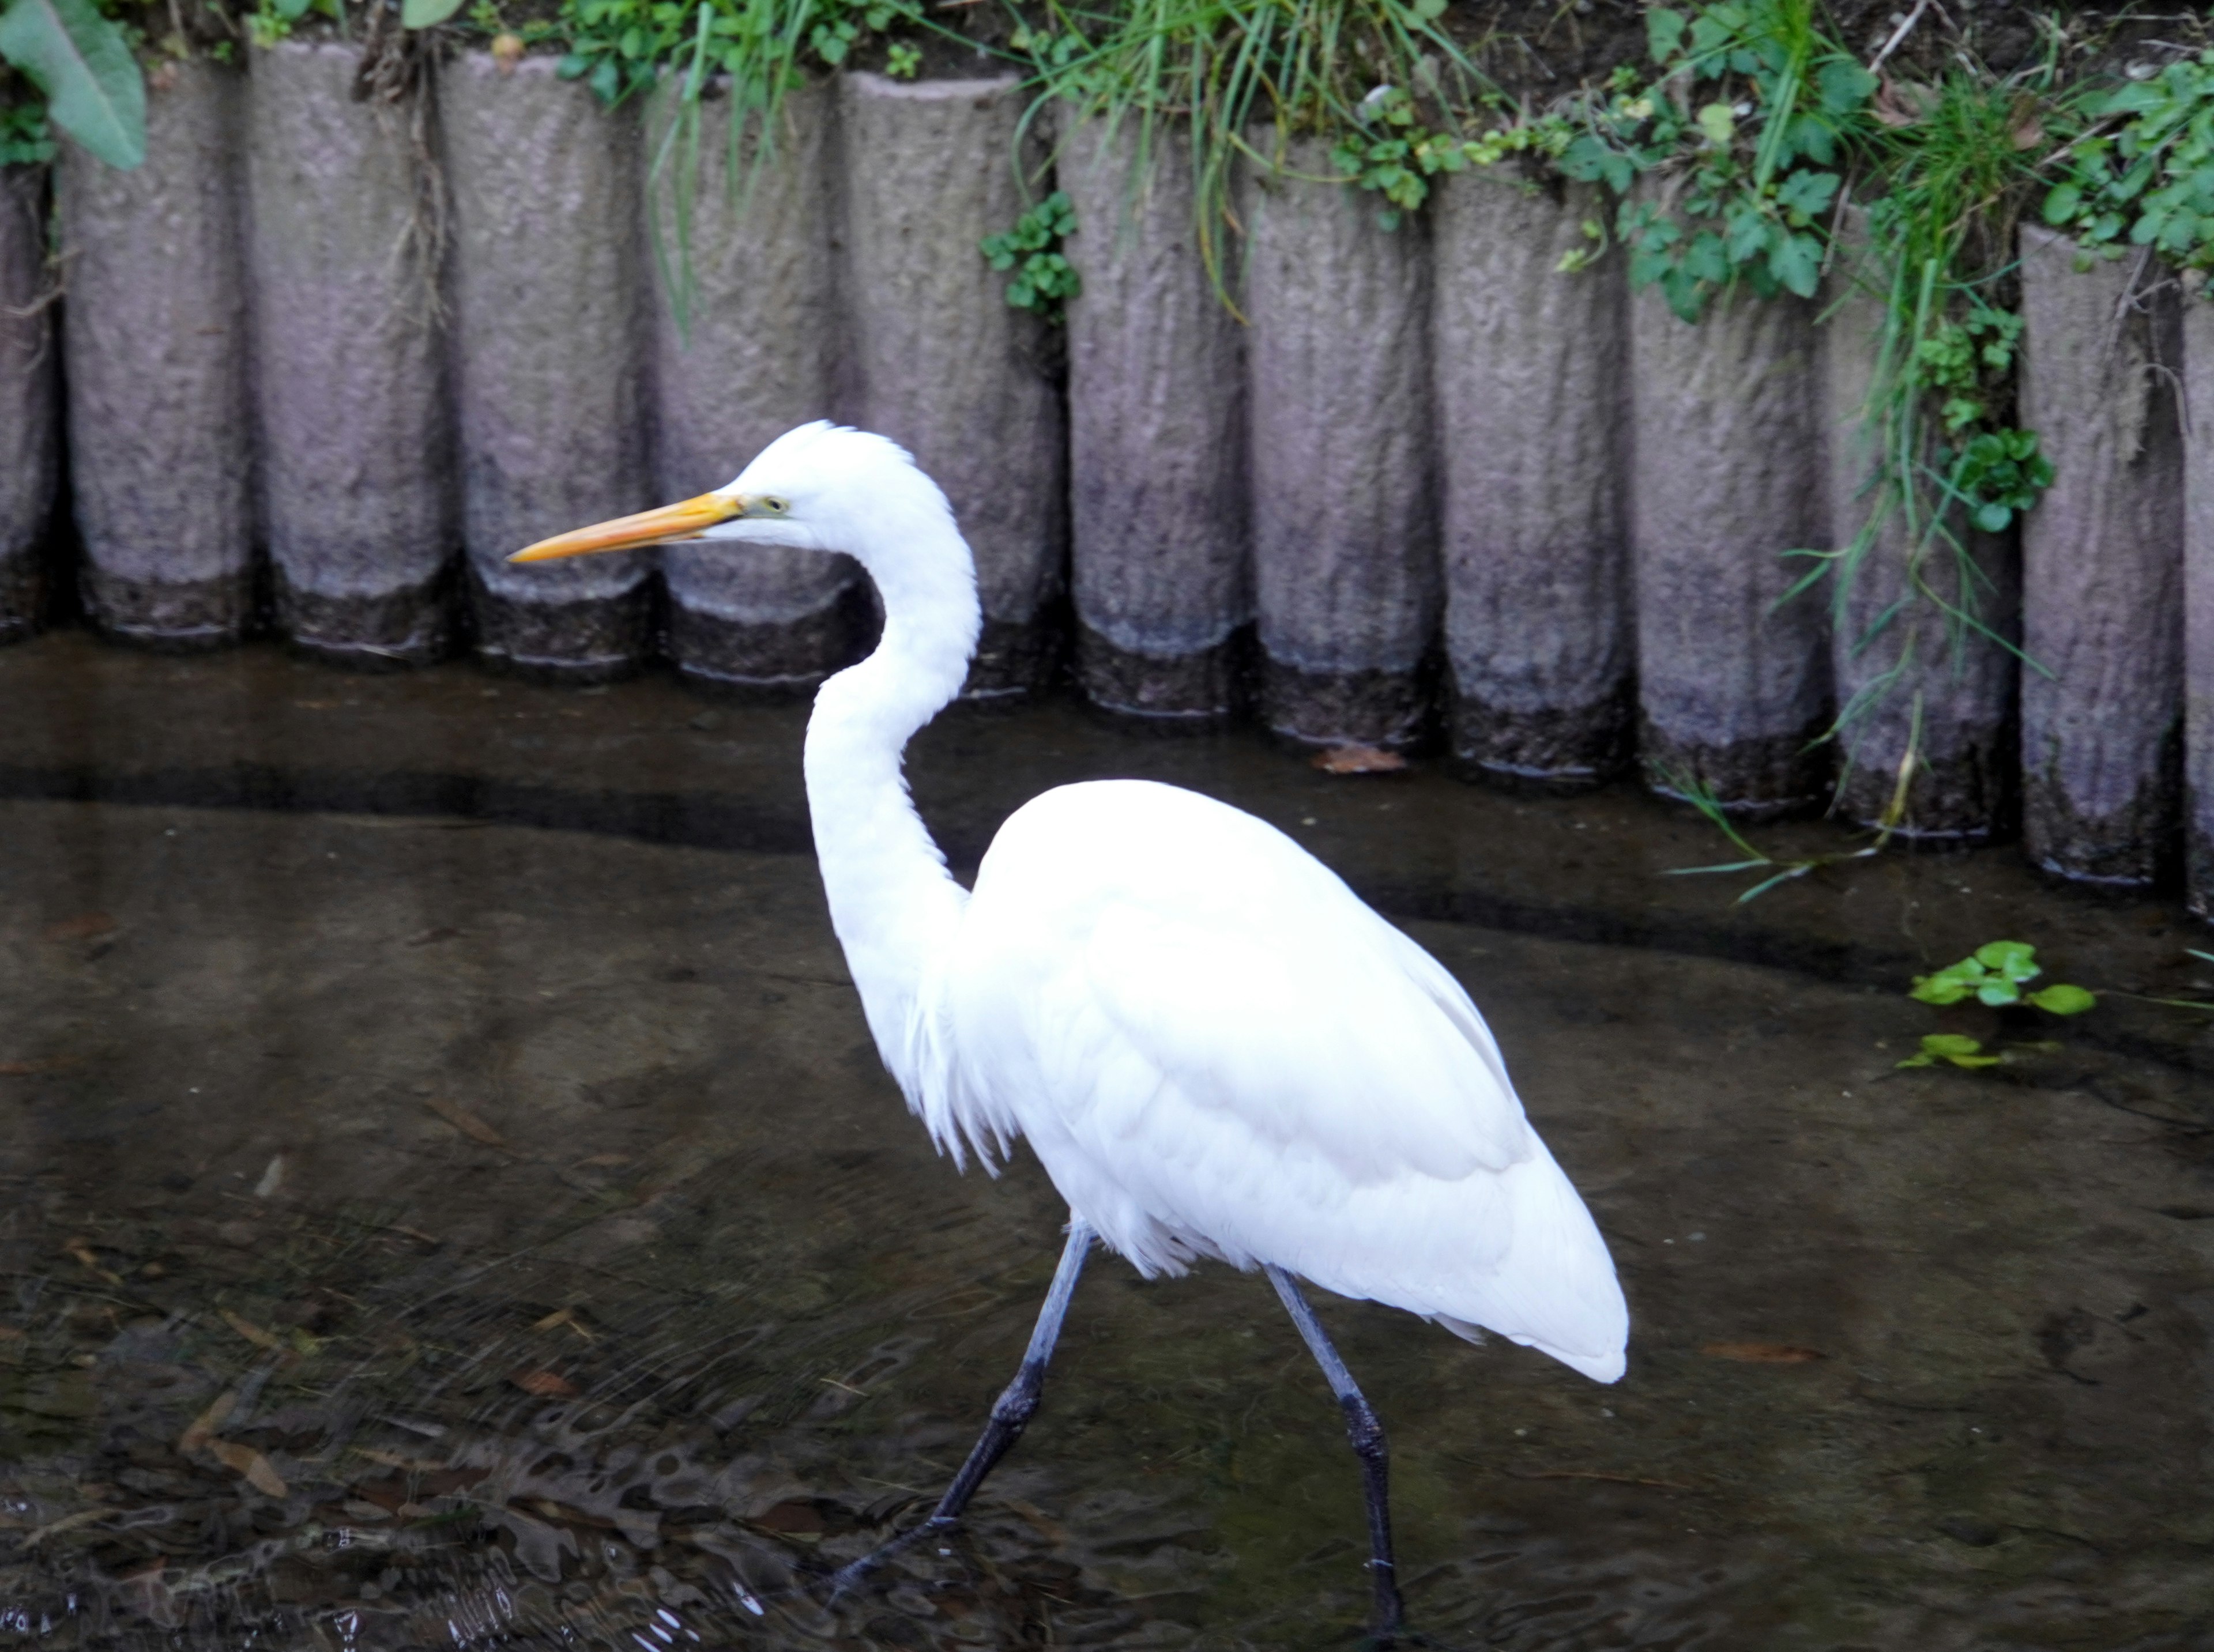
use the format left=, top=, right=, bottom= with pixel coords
left=802, top=516, right=980, bottom=1087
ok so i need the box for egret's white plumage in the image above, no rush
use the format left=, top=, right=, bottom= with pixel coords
left=518, top=418, right=1627, bottom=1385
left=510, top=421, right=1628, bottom=1627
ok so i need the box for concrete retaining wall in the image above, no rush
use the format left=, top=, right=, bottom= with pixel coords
left=1062, top=114, right=1248, bottom=723
left=1244, top=137, right=1437, bottom=750
left=1630, top=278, right=1830, bottom=814
left=2017, top=227, right=2186, bottom=888
left=443, top=51, right=652, bottom=679
left=60, top=60, right=256, bottom=646
left=247, top=41, right=455, bottom=666
left=1822, top=229, right=2018, bottom=839
left=651, top=82, right=863, bottom=693
left=841, top=73, right=1064, bottom=699
left=2185, top=299, right=2214, bottom=920
left=1432, top=173, right=1629, bottom=789
left=11, top=50, right=2212, bottom=908
left=0, top=165, right=55, bottom=640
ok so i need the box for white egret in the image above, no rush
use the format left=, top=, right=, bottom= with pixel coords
left=511, top=422, right=1628, bottom=1642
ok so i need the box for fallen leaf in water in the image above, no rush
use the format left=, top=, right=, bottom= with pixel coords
left=220, top=1310, right=283, bottom=1351
left=178, top=1390, right=238, bottom=1453
left=43, top=913, right=115, bottom=941
left=405, top=926, right=462, bottom=947
left=532, top=1308, right=597, bottom=1341
left=24, top=1508, right=111, bottom=1547
left=422, top=1096, right=505, bottom=1146
left=206, top=1439, right=288, bottom=1497
left=576, top=1153, right=630, bottom=1167
left=510, top=1369, right=579, bottom=1397
left=1700, top=1341, right=1825, bottom=1364
left=0, top=1325, right=22, bottom=1340
left=1311, top=745, right=1407, bottom=775
left=65, top=1241, right=121, bottom=1284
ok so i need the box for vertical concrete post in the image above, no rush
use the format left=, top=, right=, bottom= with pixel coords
left=2180, top=294, right=2213, bottom=920
left=1629, top=280, right=1829, bottom=813
left=443, top=52, right=650, bottom=678
left=0, top=164, right=55, bottom=641
left=59, top=61, right=254, bottom=646
left=2017, top=227, right=2185, bottom=887
left=1243, top=139, right=1436, bottom=750
left=841, top=73, right=1066, bottom=698
left=650, top=81, right=860, bottom=693
left=1431, top=173, right=1629, bottom=787
left=246, top=41, right=456, bottom=667
left=1820, top=229, right=2017, bottom=838
left=1060, top=114, right=1247, bottom=722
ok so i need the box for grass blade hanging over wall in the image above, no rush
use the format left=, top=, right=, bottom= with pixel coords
left=0, top=0, right=144, bottom=168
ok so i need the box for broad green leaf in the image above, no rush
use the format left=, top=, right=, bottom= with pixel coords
left=2028, top=983, right=2096, bottom=1015
left=1975, top=980, right=2021, bottom=1006
left=1697, top=102, right=1734, bottom=146
left=1646, top=6, right=1685, bottom=63
left=1815, top=58, right=1876, bottom=115
left=401, top=0, right=466, bottom=24
left=1769, top=231, right=1821, bottom=298
left=1974, top=940, right=2041, bottom=982
left=0, top=0, right=145, bottom=169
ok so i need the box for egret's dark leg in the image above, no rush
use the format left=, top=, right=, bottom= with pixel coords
left=830, top=1217, right=1095, bottom=1594
left=1265, top=1265, right=1407, bottom=1643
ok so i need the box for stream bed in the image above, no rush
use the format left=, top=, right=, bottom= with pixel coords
left=0, top=633, right=2209, bottom=1650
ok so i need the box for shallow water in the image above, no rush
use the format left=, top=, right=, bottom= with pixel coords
left=0, top=633, right=2210, bottom=1650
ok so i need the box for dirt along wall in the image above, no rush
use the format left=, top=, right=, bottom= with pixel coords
left=2, top=39, right=2210, bottom=915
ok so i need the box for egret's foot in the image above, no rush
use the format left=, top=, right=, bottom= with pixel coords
left=824, top=1514, right=952, bottom=1601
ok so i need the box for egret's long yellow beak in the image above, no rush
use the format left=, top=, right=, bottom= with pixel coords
left=508, top=492, right=743, bottom=563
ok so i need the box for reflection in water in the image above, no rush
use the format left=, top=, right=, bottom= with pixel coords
left=0, top=635, right=2209, bottom=1648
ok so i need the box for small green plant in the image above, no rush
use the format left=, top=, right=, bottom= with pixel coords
left=1908, top=941, right=2096, bottom=1014
left=981, top=191, right=1080, bottom=322
left=2043, top=47, right=2214, bottom=292
left=1897, top=1033, right=2004, bottom=1070
left=249, top=0, right=340, bottom=50
left=1943, top=427, right=2054, bottom=533
left=0, top=0, right=144, bottom=169
left=1535, top=0, right=1876, bottom=320
left=883, top=38, right=917, bottom=78
left=0, top=90, right=51, bottom=164
left=1015, top=0, right=1488, bottom=305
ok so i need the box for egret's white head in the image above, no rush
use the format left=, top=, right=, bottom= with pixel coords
left=507, top=421, right=957, bottom=577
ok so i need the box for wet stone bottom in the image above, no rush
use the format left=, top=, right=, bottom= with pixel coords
left=0, top=661, right=2207, bottom=1648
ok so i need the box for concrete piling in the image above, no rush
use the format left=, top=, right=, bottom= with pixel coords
left=1430, top=173, right=1629, bottom=787
left=0, top=165, right=55, bottom=642
left=1060, top=114, right=1248, bottom=722
left=1242, top=138, right=1437, bottom=749
left=443, top=52, right=650, bottom=678
left=2017, top=227, right=2185, bottom=887
left=59, top=61, right=255, bottom=647
left=246, top=42, right=455, bottom=667
left=1629, top=280, right=1829, bottom=813
left=2182, top=294, right=2213, bottom=921
left=650, top=82, right=861, bottom=694
left=839, top=73, right=1067, bottom=699
left=1821, top=232, right=2017, bottom=838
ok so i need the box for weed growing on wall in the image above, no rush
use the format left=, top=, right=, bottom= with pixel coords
left=2043, top=46, right=2214, bottom=295
left=981, top=189, right=1081, bottom=320
left=1012, top=0, right=1486, bottom=298
left=1569, top=0, right=1874, bottom=320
